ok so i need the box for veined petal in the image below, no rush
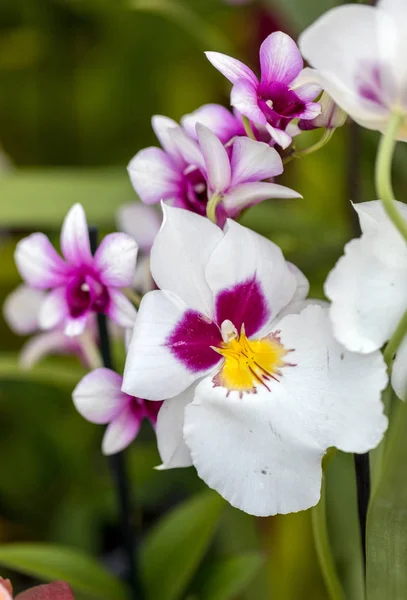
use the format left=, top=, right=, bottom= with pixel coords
left=122, top=290, right=220, bottom=400
left=94, top=233, right=138, bottom=288
left=127, top=147, right=181, bottom=205
left=38, top=287, right=68, bottom=331
left=223, top=182, right=301, bottom=216
left=117, top=203, right=161, bottom=252
left=60, top=203, right=93, bottom=267
left=181, top=104, right=243, bottom=144
left=230, top=137, right=283, bottom=186
left=265, top=124, right=292, bottom=149
left=169, top=128, right=205, bottom=171
left=184, top=377, right=324, bottom=516
left=205, top=51, right=258, bottom=87
left=231, top=79, right=266, bottom=125
left=152, top=115, right=184, bottom=165
left=107, top=289, right=137, bottom=329
left=3, top=285, right=45, bottom=335
left=73, top=368, right=128, bottom=424
left=260, top=32, right=303, bottom=87
left=299, top=101, right=322, bottom=121
left=196, top=124, right=231, bottom=192
left=391, top=335, right=407, bottom=401
left=150, top=204, right=223, bottom=316
left=15, top=233, right=69, bottom=289
left=206, top=219, right=297, bottom=336
left=102, top=406, right=141, bottom=455
left=156, top=387, right=195, bottom=469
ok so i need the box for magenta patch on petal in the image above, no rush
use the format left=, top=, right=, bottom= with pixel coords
left=215, top=276, right=269, bottom=338
left=166, top=310, right=222, bottom=372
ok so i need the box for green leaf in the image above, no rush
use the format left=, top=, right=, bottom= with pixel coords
left=0, top=169, right=132, bottom=228
left=0, top=543, right=128, bottom=600
left=0, top=353, right=86, bottom=388
left=199, top=553, right=264, bottom=600
left=367, top=400, right=407, bottom=599
left=141, top=490, right=225, bottom=600
left=270, top=0, right=340, bottom=31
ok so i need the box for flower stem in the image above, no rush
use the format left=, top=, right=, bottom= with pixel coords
left=311, top=479, right=344, bottom=600
left=282, top=128, right=335, bottom=165
left=353, top=453, right=370, bottom=575
left=383, top=307, right=407, bottom=368
left=241, top=115, right=256, bottom=140
left=79, top=330, right=103, bottom=370
left=206, top=193, right=221, bottom=224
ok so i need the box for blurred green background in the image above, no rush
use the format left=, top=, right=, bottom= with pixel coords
left=0, top=1, right=404, bottom=598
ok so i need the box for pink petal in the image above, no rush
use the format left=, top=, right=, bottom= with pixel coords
left=230, top=137, right=283, bottom=186
left=260, top=32, right=303, bottom=87
left=38, top=287, right=68, bottom=331
left=3, top=285, right=45, bottom=335
left=15, top=233, right=69, bottom=289
left=20, top=330, right=75, bottom=369
left=230, top=79, right=266, bottom=125
left=205, top=51, right=258, bottom=86
left=65, top=314, right=89, bottom=337
left=299, top=101, right=322, bottom=120
left=152, top=115, right=185, bottom=166
left=94, top=233, right=138, bottom=288
left=168, top=128, right=205, bottom=171
left=224, top=181, right=302, bottom=216
left=15, top=581, right=75, bottom=600
left=265, top=124, right=292, bottom=149
left=117, top=203, right=161, bottom=252
left=60, top=203, right=93, bottom=267
left=102, top=405, right=141, bottom=455
left=181, top=104, right=243, bottom=144
left=73, top=368, right=128, bottom=424
left=107, top=289, right=137, bottom=329
left=196, top=124, right=231, bottom=192
left=127, top=147, right=181, bottom=205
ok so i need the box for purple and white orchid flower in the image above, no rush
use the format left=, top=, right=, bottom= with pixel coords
left=14, top=204, right=138, bottom=337
left=299, top=0, right=407, bottom=138
left=181, top=104, right=245, bottom=145
left=73, top=368, right=162, bottom=455
left=206, top=31, right=321, bottom=148
left=122, top=205, right=387, bottom=516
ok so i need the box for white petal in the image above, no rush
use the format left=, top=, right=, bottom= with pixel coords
left=265, top=124, right=292, bottom=149
left=196, top=124, right=231, bottom=192
left=152, top=115, right=184, bottom=165
left=116, top=203, right=161, bottom=252
left=230, top=79, right=266, bottom=125
left=15, top=233, right=69, bottom=289
left=168, top=128, right=205, bottom=171
left=205, top=219, right=297, bottom=335
left=3, top=285, right=45, bottom=335
left=65, top=314, right=88, bottom=337
left=205, top=51, right=258, bottom=87
left=60, top=203, right=93, bottom=266
left=127, top=147, right=181, bottom=204
left=94, top=233, right=138, bottom=288
left=107, top=289, right=137, bottom=329
left=38, top=287, right=68, bottom=331
left=73, top=368, right=128, bottom=424
left=150, top=204, right=223, bottom=316
left=20, top=330, right=73, bottom=369
left=102, top=406, right=141, bottom=455
left=391, top=334, right=407, bottom=400
left=274, top=305, right=388, bottom=453
left=272, top=298, right=329, bottom=324
left=287, top=262, right=310, bottom=303
left=230, top=137, right=282, bottom=186
left=184, top=377, right=324, bottom=517
left=132, top=255, right=155, bottom=295
left=223, top=182, right=301, bottom=216
left=122, top=290, right=215, bottom=400
left=156, top=386, right=195, bottom=469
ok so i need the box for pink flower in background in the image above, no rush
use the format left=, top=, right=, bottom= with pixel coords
left=14, top=204, right=138, bottom=337
left=116, top=203, right=161, bottom=294
left=73, top=368, right=162, bottom=455
left=181, top=104, right=245, bottom=145
left=206, top=32, right=321, bottom=148
left=1, top=579, right=75, bottom=600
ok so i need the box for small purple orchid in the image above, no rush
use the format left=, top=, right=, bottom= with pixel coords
left=181, top=104, right=245, bottom=145
left=73, top=368, right=163, bottom=455
left=14, top=204, right=138, bottom=337
left=206, top=31, right=321, bottom=148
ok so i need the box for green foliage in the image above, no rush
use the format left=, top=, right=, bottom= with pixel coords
left=141, top=491, right=225, bottom=600
left=199, top=553, right=264, bottom=600
left=0, top=544, right=128, bottom=600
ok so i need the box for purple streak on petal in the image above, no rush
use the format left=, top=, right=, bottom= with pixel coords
left=166, top=310, right=222, bottom=372
left=260, top=32, right=303, bottom=87
left=215, top=276, right=269, bottom=338
left=15, top=233, right=70, bottom=289
left=205, top=51, right=258, bottom=87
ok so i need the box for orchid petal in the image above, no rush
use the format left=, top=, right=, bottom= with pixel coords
left=107, top=289, right=137, bottom=329
left=15, top=582, right=74, bottom=600
left=117, top=203, right=161, bottom=252
left=181, top=104, right=243, bottom=144
left=20, top=330, right=75, bottom=369
left=65, top=314, right=89, bottom=337
left=260, top=32, right=303, bottom=87
left=169, top=128, right=205, bottom=170
left=94, top=233, right=138, bottom=288
left=287, top=262, right=310, bottom=303
left=223, top=182, right=301, bottom=215
left=73, top=368, right=128, bottom=424
left=102, top=406, right=141, bottom=455
left=3, top=285, right=45, bottom=335
left=265, top=124, right=292, bottom=149
left=196, top=124, right=231, bottom=192
left=38, top=287, right=68, bottom=331
left=230, top=137, right=283, bottom=186
left=127, top=147, right=181, bottom=205
left=152, top=115, right=184, bottom=165
left=60, top=203, right=93, bottom=266
left=231, top=79, right=266, bottom=125
left=205, top=51, right=258, bottom=86
left=15, top=233, right=69, bottom=289
left=150, top=204, right=223, bottom=316
left=156, top=387, right=195, bottom=469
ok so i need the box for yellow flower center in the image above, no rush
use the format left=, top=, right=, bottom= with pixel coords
left=212, top=322, right=290, bottom=394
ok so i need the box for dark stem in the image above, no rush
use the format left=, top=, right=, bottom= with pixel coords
left=89, top=226, right=143, bottom=600
left=353, top=453, right=370, bottom=572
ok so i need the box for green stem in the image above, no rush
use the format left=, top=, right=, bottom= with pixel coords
left=375, top=112, right=407, bottom=242
left=242, top=116, right=256, bottom=140
left=124, top=288, right=142, bottom=308
left=312, top=479, right=344, bottom=600
left=383, top=308, right=407, bottom=368
left=206, top=193, right=221, bottom=224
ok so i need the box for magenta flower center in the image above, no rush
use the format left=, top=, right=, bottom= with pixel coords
left=130, top=396, right=162, bottom=426
left=258, top=82, right=306, bottom=126
left=183, top=167, right=209, bottom=216
left=66, top=271, right=110, bottom=318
